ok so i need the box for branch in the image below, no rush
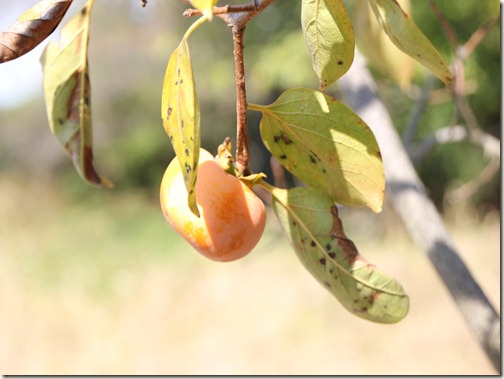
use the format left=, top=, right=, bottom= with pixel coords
left=232, top=26, right=250, bottom=176
left=338, top=50, right=500, bottom=372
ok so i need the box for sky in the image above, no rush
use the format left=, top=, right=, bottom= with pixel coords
left=0, top=2, right=48, bottom=109
left=0, top=1, right=150, bottom=110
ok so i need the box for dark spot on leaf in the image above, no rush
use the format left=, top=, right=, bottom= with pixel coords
left=310, top=155, right=317, bottom=164
left=167, top=107, right=172, bottom=118
left=175, top=80, right=179, bottom=85
left=279, top=154, right=287, bottom=159
left=325, top=243, right=331, bottom=251
left=181, top=120, right=184, bottom=128
left=338, top=60, right=343, bottom=65
left=185, top=162, right=192, bottom=174
left=180, top=79, right=184, bottom=84
left=329, top=269, right=334, bottom=274
left=280, top=133, right=293, bottom=144
left=274, top=135, right=280, bottom=143
left=185, top=148, right=189, bottom=156
left=319, top=258, right=326, bottom=265
left=310, top=240, right=316, bottom=247
left=324, top=281, right=331, bottom=288
left=292, top=220, right=297, bottom=226
left=328, top=252, right=335, bottom=259
left=58, top=118, right=64, bottom=125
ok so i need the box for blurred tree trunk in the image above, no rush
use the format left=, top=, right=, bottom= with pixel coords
left=338, top=50, right=500, bottom=373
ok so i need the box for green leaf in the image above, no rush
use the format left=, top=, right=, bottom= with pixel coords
left=266, top=184, right=409, bottom=323
left=161, top=38, right=200, bottom=217
left=301, top=0, right=355, bottom=90
left=40, top=0, right=111, bottom=187
left=249, top=88, right=384, bottom=213
left=368, top=0, right=452, bottom=87
left=0, top=0, right=73, bottom=63
left=190, top=0, right=218, bottom=20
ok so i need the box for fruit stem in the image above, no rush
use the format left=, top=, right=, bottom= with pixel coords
left=233, top=25, right=250, bottom=176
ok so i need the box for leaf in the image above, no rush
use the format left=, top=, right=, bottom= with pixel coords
left=249, top=88, right=384, bottom=213
left=368, top=0, right=452, bottom=87
left=40, top=0, right=111, bottom=187
left=267, top=185, right=409, bottom=323
left=353, top=0, right=415, bottom=90
left=190, top=0, right=218, bottom=21
left=161, top=38, right=200, bottom=217
left=301, top=0, right=355, bottom=90
left=0, top=0, right=73, bottom=63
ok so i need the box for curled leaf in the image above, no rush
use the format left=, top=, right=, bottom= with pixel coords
left=266, top=184, right=409, bottom=323
left=161, top=38, right=200, bottom=217
left=301, top=0, right=354, bottom=90
left=368, top=0, right=452, bottom=86
left=0, top=0, right=73, bottom=63
left=249, top=88, right=384, bottom=213
left=41, top=0, right=111, bottom=187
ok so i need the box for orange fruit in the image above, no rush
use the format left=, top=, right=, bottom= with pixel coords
left=160, top=149, right=266, bottom=262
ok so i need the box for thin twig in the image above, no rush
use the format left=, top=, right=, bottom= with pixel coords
left=232, top=26, right=250, bottom=176
left=183, top=3, right=259, bottom=17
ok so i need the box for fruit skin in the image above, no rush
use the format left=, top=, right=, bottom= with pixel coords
left=160, top=149, right=266, bottom=262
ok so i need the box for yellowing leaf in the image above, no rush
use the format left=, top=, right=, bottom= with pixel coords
left=301, top=0, right=355, bottom=90
left=40, top=0, right=111, bottom=187
left=249, top=88, right=384, bottom=213
left=161, top=38, right=200, bottom=217
left=266, top=184, right=409, bottom=323
left=190, top=0, right=218, bottom=21
left=0, top=0, right=73, bottom=63
left=353, top=0, right=415, bottom=90
left=368, top=0, right=452, bottom=87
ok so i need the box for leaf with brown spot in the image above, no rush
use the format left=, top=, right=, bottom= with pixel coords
left=301, top=0, right=354, bottom=90
left=249, top=88, right=385, bottom=213
left=40, top=0, right=111, bottom=187
left=368, top=0, right=452, bottom=86
left=161, top=38, right=200, bottom=217
left=265, top=184, right=409, bottom=324
left=0, top=0, right=73, bottom=63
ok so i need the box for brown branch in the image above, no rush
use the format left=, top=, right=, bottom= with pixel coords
left=232, top=26, right=250, bottom=176
left=183, top=3, right=260, bottom=17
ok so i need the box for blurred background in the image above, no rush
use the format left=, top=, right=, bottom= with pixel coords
left=0, top=0, right=500, bottom=374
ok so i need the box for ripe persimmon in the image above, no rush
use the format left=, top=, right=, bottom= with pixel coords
left=160, top=148, right=266, bottom=262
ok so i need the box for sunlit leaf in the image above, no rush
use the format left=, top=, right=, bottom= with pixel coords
left=301, top=0, right=354, bottom=90
left=40, top=0, right=111, bottom=187
left=0, top=0, right=73, bottom=63
left=267, top=184, right=409, bottom=323
left=368, top=0, right=452, bottom=86
left=161, top=38, right=200, bottom=217
left=249, top=88, right=384, bottom=213
left=190, top=0, right=218, bottom=21
left=353, top=0, right=415, bottom=90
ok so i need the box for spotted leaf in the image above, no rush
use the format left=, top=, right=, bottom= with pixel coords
left=301, top=0, right=354, bottom=90
left=161, top=38, right=200, bottom=217
left=40, top=0, right=111, bottom=187
left=267, top=185, right=409, bottom=323
left=249, top=88, right=384, bottom=213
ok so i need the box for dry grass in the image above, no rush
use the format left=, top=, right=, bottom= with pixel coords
left=0, top=175, right=499, bottom=375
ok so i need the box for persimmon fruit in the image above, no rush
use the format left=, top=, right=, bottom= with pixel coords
left=160, top=148, right=266, bottom=262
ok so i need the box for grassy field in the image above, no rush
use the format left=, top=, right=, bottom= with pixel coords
left=0, top=174, right=500, bottom=375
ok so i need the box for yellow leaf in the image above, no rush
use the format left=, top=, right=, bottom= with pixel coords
left=301, top=0, right=355, bottom=90
left=190, top=0, right=218, bottom=21
left=161, top=38, right=201, bottom=217
left=40, top=0, right=112, bottom=187
left=369, top=0, right=452, bottom=86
